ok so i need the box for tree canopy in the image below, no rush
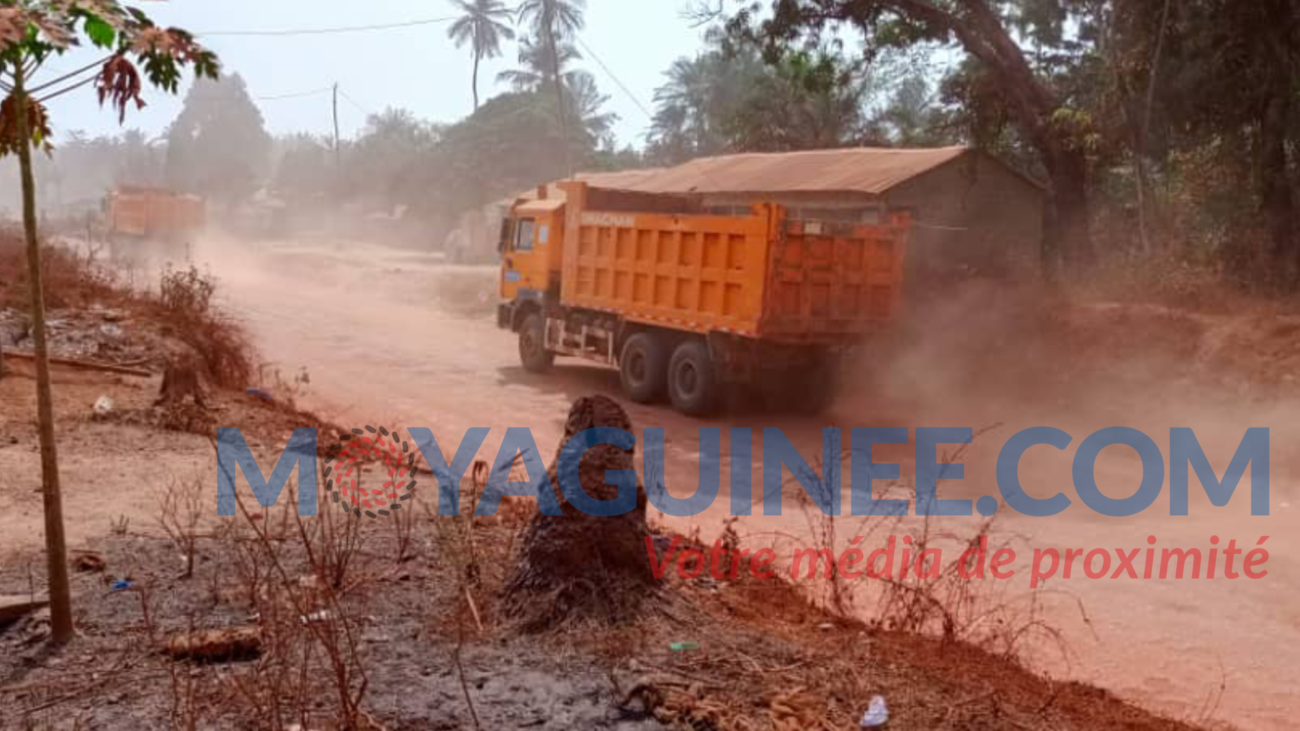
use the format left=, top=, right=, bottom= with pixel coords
left=164, top=73, right=270, bottom=205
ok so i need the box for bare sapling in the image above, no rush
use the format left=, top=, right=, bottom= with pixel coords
left=155, top=475, right=206, bottom=579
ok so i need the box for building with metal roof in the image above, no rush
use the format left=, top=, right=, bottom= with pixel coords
left=518, top=146, right=1045, bottom=281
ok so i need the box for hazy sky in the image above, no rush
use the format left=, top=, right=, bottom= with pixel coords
left=38, top=1, right=711, bottom=148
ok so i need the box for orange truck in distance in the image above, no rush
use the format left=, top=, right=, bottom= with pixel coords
left=103, top=186, right=205, bottom=245
left=496, top=181, right=910, bottom=415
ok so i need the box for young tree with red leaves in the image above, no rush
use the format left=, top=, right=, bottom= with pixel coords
left=0, top=0, right=217, bottom=645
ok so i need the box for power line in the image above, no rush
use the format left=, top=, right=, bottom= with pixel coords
left=255, top=86, right=333, bottom=101
left=337, top=89, right=372, bottom=118
left=574, top=34, right=655, bottom=121
left=200, top=16, right=456, bottom=38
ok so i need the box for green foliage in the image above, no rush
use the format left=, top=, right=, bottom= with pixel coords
left=724, top=47, right=878, bottom=152
left=164, top=73, right=270, bottom=204
left=272, top=132, right=332, bottom=204
left=497, top=35, right=582, bottom=91
left=0, top=1, right=219, bottom=151
left=343, top=108, right=442, bottom=207
left=83, top=15, right=113, bottom=47
left=516, top=0, right=586, bottom=40
left=447, top=0, right=516, bottom=108
left=648, top=36, right=883, bottom=162
left=875, top=74, right=951, bottom=147
left=497, top=35, right=616, bottom=146
left=428, top=91, right=580, bottom=213
left=447, top=0, right=515, bottom=58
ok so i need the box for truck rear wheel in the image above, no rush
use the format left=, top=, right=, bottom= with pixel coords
left=518, top=313, right=554, bottom=373
left=668, top=339, right=719, bottom=416
left=619, top=332, right=668, bottom=403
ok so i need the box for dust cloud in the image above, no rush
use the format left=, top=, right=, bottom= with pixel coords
left=76, top=229, right=1300, bottom=731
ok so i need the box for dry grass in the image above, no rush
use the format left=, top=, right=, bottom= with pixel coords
left=0, top=232, right=255, bottom=393
left=150, top=264, right=254, bottom=390
left=0, top=230, right=123, bottom=311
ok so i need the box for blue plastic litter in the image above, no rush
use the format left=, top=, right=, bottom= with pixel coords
left=860, top=695, right=889, bottom=727
left=111, top=579, right=133, bottom=591
left=246, top=387, right=274, bottom=402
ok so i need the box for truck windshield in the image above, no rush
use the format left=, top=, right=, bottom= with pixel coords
left=515, top=218, right=536, bottom=251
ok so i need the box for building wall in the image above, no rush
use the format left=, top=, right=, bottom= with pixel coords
left=883, top=153, right=1044, bottom=283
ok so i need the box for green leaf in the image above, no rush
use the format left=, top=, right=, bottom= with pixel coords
left=84, top=15, right=115, bottom=48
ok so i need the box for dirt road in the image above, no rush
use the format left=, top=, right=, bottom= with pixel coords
left=197, top=235, right=1295, bottom=731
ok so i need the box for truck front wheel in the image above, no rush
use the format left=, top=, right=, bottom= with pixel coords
left=518, top=313, right=554, bottom=373
left=619, top=332, right=668, bottom=403
left=668, top=339, right=719, bottom=416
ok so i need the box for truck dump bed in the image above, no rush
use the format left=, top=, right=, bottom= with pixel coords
left=559, top=185, right=908, bottom=344
left=106, top=188, right=205, bottom=239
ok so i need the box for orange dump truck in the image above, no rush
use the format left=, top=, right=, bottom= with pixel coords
left=104, top=187, right=205, bottom=242
left=496, top=181, right=910, bottom=415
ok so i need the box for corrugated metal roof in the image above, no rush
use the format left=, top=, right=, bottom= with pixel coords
left=575, top=146, right=971, bottom=197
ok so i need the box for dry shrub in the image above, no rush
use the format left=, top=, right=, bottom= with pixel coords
left=155, top=474, right=207, bottom=579
left=761, top=429, right=1084, bottom=666
left=1067, top=249, right=1235, bottom=312
left=153, top=264, right=253, bottom=389
left=1066, top=239, right=1300, bottom=315
left=0, top=229, right=121, bottom=310
left=218, top=479, right=374, bottom=730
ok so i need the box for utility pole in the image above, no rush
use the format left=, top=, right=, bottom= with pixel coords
left=332, top=82, right=341, bottom=172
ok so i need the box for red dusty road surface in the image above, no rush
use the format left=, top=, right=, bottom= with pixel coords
left=202, top=236, right=1298, bottom=731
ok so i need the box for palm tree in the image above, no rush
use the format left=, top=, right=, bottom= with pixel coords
left=496, top=35, right=582, bottom=92
left=496, top=38, right=613, bottom=146
left=568, top=71, right=617, bottom=144
left=516, top=0, right=585, bottom=39
left=446, top=0, right=515, bottom=111
left=648, top=47, right=765, bottom=163
left=516, top=0, right=586, bottom=172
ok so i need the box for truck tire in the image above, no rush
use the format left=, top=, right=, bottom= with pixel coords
left=518, top=313, right=554, bottom=373
left=619, top=332, right=669, bottom=403
left=668, top=339, right=719, bottom=416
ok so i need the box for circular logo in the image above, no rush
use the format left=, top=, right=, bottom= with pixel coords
left=323, top=425, right=418, bottom=518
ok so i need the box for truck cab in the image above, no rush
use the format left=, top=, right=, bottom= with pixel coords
left=496, top=193, right=566, bottom=370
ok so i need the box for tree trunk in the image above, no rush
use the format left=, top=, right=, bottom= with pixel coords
left=1138, top=0, right=1175, bottom=255
left=500, top=395, right=655, bottom=631
left=876, top=1, right=1094, bottom=274
left=1254, top=0, right=1298, bottom=287
left=545, top=23, right=573, bottom=177
left=471, top=52, right=480, bottom=112
left=1259, top=91, right=1296, bottom=285
left=1042, top=144, right=1093, bottom=274
left=13, top=61, right=73, bottom=644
